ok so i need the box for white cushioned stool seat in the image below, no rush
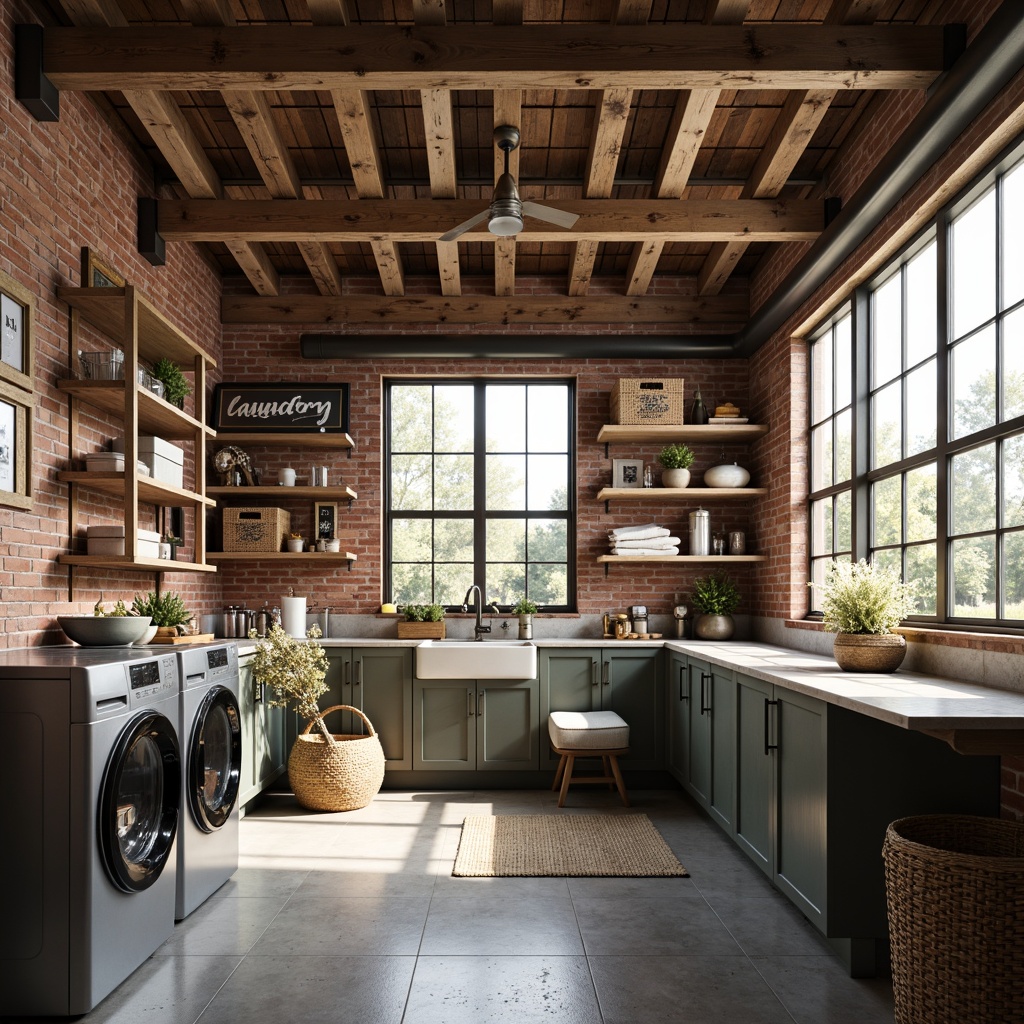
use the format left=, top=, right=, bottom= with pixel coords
left=548, top=710, right=630, bottom=750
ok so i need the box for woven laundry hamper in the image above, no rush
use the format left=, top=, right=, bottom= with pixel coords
left=882, top=814, right=1024, bottom=1024
left=288, top=705, right=385, bottom=812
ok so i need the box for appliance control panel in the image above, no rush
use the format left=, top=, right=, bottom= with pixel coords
left=127, top=655, right=178, bottom=705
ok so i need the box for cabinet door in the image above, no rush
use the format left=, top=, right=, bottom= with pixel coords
left=685, top=658, right=712, bottom=807
left=317, top=649, right=354, bottom=733
left=238, top=655, right=286, bottom=809
left=707, top=666, right=736, bottom=834
left=413, top=680, right=475, bottom=770
left=775, top=688, right=827, bottom=925
left=602, top=648, right=663, bottom=769
left=538, top=649, right=600, bottom=769
left=478, top=681, right=539, bottom=770
left=667, top=653, right=690, bottom=784
left=353, top=647, right=413, bottom=770
left=735, top=672, right=774, bottom=875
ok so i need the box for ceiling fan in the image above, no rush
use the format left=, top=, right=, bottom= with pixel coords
left=438, top=126, right=580, bottom=242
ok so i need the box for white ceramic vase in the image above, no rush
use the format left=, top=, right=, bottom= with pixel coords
left=704, top=463, right=751, bottom=488
left=662, top=468, right=691, bottom=488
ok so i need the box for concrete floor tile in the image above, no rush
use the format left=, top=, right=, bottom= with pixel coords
left=432, top=873, right=572, bottom=898
left=212, top=867, right=309, bottom=900
left=566, top=874, right=698, bottom=899
left=292, top=866, right=441, bottom=898
left=155, top=896, right=286, bottom=956
left=707, top=894, right=832, bottom=956
left=194, top=955, right=415, bottom=1024
left=403, top=955, right=602, bottom=1024
left=420, top=896, right=585, bottom=956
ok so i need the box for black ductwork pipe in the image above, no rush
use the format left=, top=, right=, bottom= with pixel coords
left=300, top=333, right=735, bottom=360
left=732, top=2, right=1024, bottom=357
left=301, top=3, right=1024, bottom=363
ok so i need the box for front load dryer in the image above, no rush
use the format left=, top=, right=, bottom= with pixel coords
left=175, top=643, right=242, bottom=920
left=0, top=647, right=181, bottom=1016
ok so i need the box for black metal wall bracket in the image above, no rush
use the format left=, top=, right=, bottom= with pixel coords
left=137, top=197, right=166, bottom=266
left=15, top=24, right=59, bottom=122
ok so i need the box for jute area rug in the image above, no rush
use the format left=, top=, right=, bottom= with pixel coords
left=452, top=814, right=688, bottom=878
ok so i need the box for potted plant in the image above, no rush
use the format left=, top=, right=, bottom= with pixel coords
left=286, top=532, right=305, bottom=553
left=690, top=571, right=741, bottom=640
left=131, top=590, right=193, bottom=636
left=160, top=532, right=182, bottom=560
left=150, top=357, right=193, bottom=409
left=396, top=603, right=447, bottom=639
left=818, top=559, right=914, bottom=672
left=511, top=596, right=538, bottom=640
left=659, top=443, right=696, bottom=488
left=251, top=622, right=385, bottom=811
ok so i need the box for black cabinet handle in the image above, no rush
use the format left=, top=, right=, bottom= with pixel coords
left=678, top=665, right=688, bottom=701
left=700, top=672, right=712, bottom=716
left=764, top=698, right=779, bottom=755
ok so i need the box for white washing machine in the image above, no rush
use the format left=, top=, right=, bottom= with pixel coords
left=0, top=646, right=181, bottom=1017
left=175, top=643, right=242, bottom=920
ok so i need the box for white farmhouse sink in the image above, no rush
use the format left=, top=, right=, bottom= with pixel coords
left=415, top=640, right=537, bottom=679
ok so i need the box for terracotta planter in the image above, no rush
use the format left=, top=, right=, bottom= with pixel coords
left=833, top=632, right=907, bottom=673
left=694, top=613, right=735, bottom=640
left=662, top=468, right=691, bottom=488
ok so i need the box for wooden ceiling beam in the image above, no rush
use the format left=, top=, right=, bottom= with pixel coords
left=305, top=0, right=350, bottom=25
left=825, top=0, right=888, bottom=25
left=43, top=25, right=948, bottom=93
left=492, top=0, right=522, bottom=24
left=157, top=198, right=823, bottom=242
left=221, top=293, right=748, bottom=326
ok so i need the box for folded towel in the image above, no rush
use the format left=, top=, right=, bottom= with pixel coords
left=611, top=545, right=680, bottom=556
left=608, top=524, right=670, bottom=541
left=613, top=536, right=681, bottom=549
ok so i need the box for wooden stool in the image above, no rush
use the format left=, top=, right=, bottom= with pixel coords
left=548, top=710, right=630, bottom=808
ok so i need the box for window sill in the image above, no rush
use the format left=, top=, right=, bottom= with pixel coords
left=786, top=619, right=1024, bottom=656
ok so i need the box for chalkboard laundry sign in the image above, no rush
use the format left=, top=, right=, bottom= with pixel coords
left=212, top=382, right=349, bottom=434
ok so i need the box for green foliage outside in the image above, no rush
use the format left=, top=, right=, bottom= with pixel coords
left=690, top=572, right=741, bottom=616
left=131, top=591, right=192, bottom=627
left=818, top=559, right=913, bottom=634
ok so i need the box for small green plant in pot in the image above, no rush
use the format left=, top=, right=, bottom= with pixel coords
left=150, top=358, right=192, bottom=408
left=690, top=571, right=740, bottom=640
left=511, top=597, right=538, bottom=639
left=817, top=559, right=914, bottom=673
left=397, top=603, right=446, bottom=638
left=132, top=590, right=193, bottom=632
left=659, top=443, right=696, bottom=489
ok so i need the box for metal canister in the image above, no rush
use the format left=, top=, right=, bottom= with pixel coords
left=689, top=508, right=711, bottom=556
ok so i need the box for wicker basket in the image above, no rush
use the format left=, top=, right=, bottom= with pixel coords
left=610, top=377, right=684, bottom=425
left=288, top=705, right=385, bottom=812
left=222, top=506, right=291, bottom=552
left=883, top=814, right=1024, bottom=1024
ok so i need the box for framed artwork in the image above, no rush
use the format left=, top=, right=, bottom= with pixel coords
left=0, top=377, right=34, bottom=510
left=314, top=501, right=338, bottom=540
left=213, top=382, right=350, bottom=434
left=81, top=247, right=125, bottom=288
left=0, top=269, right=34, bottom=393
left=612, top=458, right=643, bottom=489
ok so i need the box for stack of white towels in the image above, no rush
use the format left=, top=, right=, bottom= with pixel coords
left=608, top=523, right=680, bottom=555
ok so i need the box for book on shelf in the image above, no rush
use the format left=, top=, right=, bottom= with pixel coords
left=708, top=416, right=749, bottom=423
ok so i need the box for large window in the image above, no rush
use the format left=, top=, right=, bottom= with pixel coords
left=809, top=148, right=1024, bottom=629
left=385, top=379, right=575, bottom=611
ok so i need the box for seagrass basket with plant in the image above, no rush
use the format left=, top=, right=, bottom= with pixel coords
left=251, top=623, right=384, bottom=811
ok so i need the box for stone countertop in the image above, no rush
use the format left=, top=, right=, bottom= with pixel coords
left=664, top=640, right=1024, bottom=732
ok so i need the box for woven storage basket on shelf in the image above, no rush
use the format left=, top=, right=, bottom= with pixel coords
left=288, top=705, right=385, bottom=812
left=883, top=814, right=1024, bottom=1024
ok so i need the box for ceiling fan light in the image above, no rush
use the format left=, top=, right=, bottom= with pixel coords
left=488, top=213, right=523, bottom=236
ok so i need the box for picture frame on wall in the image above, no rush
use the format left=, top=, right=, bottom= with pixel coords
left=0, top=377, right=34, bottom=510
left=81, top=247, right=125, bottom=289
left=0, top=269, right=35, bottom=394
left=612, top=458, right=644, bottom=489
left=314, top=501, right=338, bottom=540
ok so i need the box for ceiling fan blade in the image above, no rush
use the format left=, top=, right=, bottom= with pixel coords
left=438, top=209, right=490, bottom=243
left=521, top=201, right=579, bottom=230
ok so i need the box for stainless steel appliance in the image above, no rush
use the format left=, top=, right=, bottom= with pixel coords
left=174, top=644, right=242, bottom=920
left=0, top=647, right=181, bottom=1016
left=689, top=508, right=710, bottom=555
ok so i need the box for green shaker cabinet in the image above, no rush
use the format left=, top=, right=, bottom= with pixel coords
left=321, top=648, right=413, bottom=770
left=538, top=647, right=663, bottom=770
left=237, top=652, right=287, bottom=811
left=413, top=679, right=540, bottom=771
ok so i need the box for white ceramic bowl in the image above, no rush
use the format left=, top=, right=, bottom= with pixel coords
left=134, top=624, right=160, bottom=646
left=703, top=463, right=751, bottom=488
left=57, top=615, right=153, bottom=647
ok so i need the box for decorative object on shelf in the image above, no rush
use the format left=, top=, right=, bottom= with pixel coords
left=1, top=268, right=34, bottom=393
left=397, top=603, right=446, bottom=639
left=729, top=531, right=747, bottom=555
left=643, top=465, right=654, bottom=487
left=691, top=571, right=740, bottom=640
left=708, top=402, right=749, bottom=424
left=277, top=466, right=296, bottom=486
left=160, top=533, right=182, bottom=560
left=314, top=500, right=339, bottom=540
left=612, top=458, right=644, bottom=489
left=712, top=532, right=726, bottom=556
left=817, top=559, right=913, bottom=673
left=222, top=506, right=291, bottom=552
left=131, top=590, right=193, bottom=632
left=212, top=445, right=255, bottom=486
left=610, top=377, right=684, bottom=425
left=309, top=464, right=329, bottom=486
left=286, top=533, right=305, bottom=552
left=57, top=614, right=153, bottom=647
left=511, top=596, right=538, bottom=640
left=150, top=357, right=192, bottom=409
left=658, top=443, right=695, bottom=489
left=212, top=381, right=350, bottom=435
left=325, top=537, right=341, bottom=552
left=689, top=387, right=710, bottom=425
left=81, top=246, right=125, bottom=289
left=703, top=450, right=751, bottom=488
left=688, top=508, right=710, bottom=555
left=607, top=523, right=680, bottom=555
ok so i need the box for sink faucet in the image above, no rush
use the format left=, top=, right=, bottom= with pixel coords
left=462, top=585, right=491, bottom=641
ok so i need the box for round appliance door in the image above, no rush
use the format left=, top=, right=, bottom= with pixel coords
left=99, top=710, right=181, bottom=893
left=188, top=686, right=242, bottom=832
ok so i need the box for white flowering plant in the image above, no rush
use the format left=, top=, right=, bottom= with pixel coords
left=249, top=623, right=331, bottom=740
left=818, top=559, right=914, bottom=634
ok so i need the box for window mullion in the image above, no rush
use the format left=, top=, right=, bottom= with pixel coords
left=472, top=383, right=487, bottom=594
left=852, top=286, right=871, bottom=562
left=935, top=215, right=951, bottom=621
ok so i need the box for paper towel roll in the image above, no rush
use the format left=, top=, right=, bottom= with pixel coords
left=281, top=596, right=307, bottom=638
